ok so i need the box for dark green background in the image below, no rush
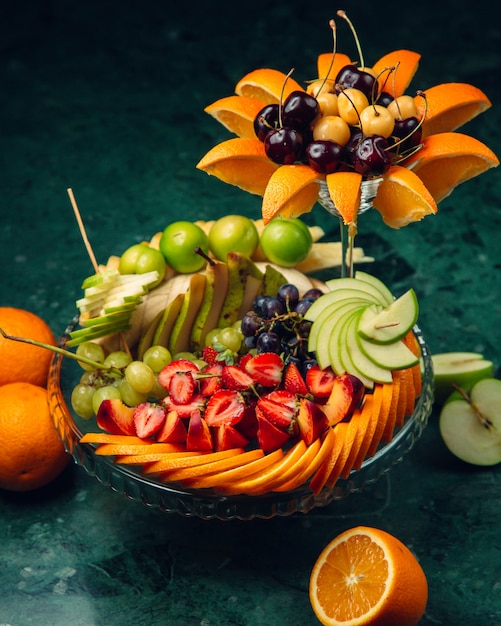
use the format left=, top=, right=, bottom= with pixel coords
left=1, top=2, right=500, bottom=624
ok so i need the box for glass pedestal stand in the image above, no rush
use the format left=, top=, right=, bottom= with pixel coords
left=317, top=178, right=383, bottom=277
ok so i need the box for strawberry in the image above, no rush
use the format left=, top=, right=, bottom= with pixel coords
left=169, top=370, right=196, bottom=404
left=198, top=362, right=223, bottom=396
left=255, top=405, right=292, bottom=452
left=221, top=364, right=254, bottom=391
left=201, top=345, right=218, bottom=365
left=133, top=402, right=167, bottom=439
left=236, top=402, right=259, bottom=440
left=156, top=409, right=188, bottom=444
left=244, top=352, right=284, bottom=387
left=204, top=389, right=246, bottom=427
left=264, top=388, right=298, bottom=409
left=283, top=361, right=309, bottom=395
left=306, top=364, right=336, bottom=398
left=96, top=398, right=136, bottom=436
left=212, top=423, right=249, bottom=451
left=186, top=409, right=213, bottom=452
left=158, top=358, right=199, bottom=391
left=256, top=395, right=298, bottom=432
left=163, top=393, right=205, bottom=418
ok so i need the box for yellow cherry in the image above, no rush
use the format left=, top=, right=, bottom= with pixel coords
left=359, top=104, right=395, bottom=138
left=307, top=79, right=335, bottom=98
left=316, top=92, right=339, bottom=116
left=312, top=115, right=351, bottom=146
left=337, top=88, right=369, bottom=126
left=387, top=95, right=419, bottom=120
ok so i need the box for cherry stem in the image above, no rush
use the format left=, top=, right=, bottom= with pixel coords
left=278, top=68, right=296, bottom=128
left=337, top=10, right=364, bottom=68
left=0, top=327, right=121, bottom=375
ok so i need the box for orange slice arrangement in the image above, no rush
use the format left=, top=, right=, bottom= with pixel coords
left=196, top=18, right=498, bottom=231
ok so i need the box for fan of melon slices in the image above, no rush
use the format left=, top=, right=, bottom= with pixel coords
left=196, top=14, right=498, bottom=231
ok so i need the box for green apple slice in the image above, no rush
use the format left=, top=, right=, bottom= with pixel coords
left=326, top=308, right=364, bottom=374
left=354, top=270, right=394, bottom=305
left=357, top=288, right=418, bottom=344
left=358, top=334, right=419, bottom=370
left=305, top=287, right=381, bottom=322
left=432, top=352, right=495, bottom=405
left=307, top=297, right=371, bottom=352
left=439, top=378, right=501, bottom=465
left=324, top=276, right=389, bottom=305
left=81, top=268, right=120, bottom=289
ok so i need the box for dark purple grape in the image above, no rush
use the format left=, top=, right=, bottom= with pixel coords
left=282, top=91, right=320, bottom=128
left=306, top=140, right=343, bottom=174
left=335, top=64, right=378, bottom=99
left=277, top=283, right=300, bottom=308
left=254, top=104, right=280, bottom=141
left=261, top=296, right=285, bottom=319
left=241, top=311, right=263, bottom=337
left=243, top=335, right=257, bottom=349
left=294, top=298, right=315, bottom=316
left=353, top=135, right=391, bottom=176
left=264, top=127, right=303, bottom=164
left=256, top=332, right=281, bottom=353
left=302, top=288, right=324, bottom=300
left=252, top=295, right=268, bottom=317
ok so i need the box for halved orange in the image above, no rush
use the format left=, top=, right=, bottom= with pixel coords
left=372, top=164, right=438, bottom=228
left=316, top=52, right=353, bottom=82
left=309, top=526, right=428, bottom=626
left=404, top=131, right=499, bottom=203
left=261, top=164, right=322, bottom=223
left=196, top=137, right=280, bottom=196
left=371, top=49, right=421, bottom=97
left=204, top=95, right=267, bottom=138
left=325, top=170, right=362, bottom=225
left=235, top=68, right=304, bottom=105
left=415, top=82, right=492, bottom=136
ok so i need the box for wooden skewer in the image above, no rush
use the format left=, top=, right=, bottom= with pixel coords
left=67, top=187, right=100, bottom=274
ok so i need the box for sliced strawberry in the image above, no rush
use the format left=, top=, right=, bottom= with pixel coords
left=244, top=352, right=284, bottom=387
left=156, top=409, right=187, bottom=444
left=201, top=345, right=218, bottom=365
left=212, top=423, right=250, bottom=451
left=169, top=370, right=196, bottom=404
left=237, top=352, right=254, bottom=370
left=256, top=405, right=292, bottom=452
left=256, top=395, right=298, bottom=432
left=296, top=397, right=329, bottom=445
left=163, top=393, right=205, bottom=418
left=186, top=409, right=213, bottom=452
left=236, top=401, right=259, bottom=440
left=133, top=402, right=167, bottom=439
left=198, top=362, right=223, bottom=396
left=306, top=364, right=336, bottom=398
left=221, top=364, right=254, bottom=391
left=284, top=361, right=309, bottom=395
left=265, top=388, right=298, bottom=409
left=96, top=398, right=136, bottom=436
left=158, top=358, right=199, bottom=390
left=204, top=389, right=245, bottom=427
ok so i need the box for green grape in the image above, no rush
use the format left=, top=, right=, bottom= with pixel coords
left=71, top=383, right=96, bottom=419
left=172, top=351, right=197, bottom=362
left=103, top=351, right=132, bottom=369
left=150, top=377, right=169, bottom=401
left=76, top=341, right=105, bottom=371
left=125, top=361, right=155, bottom=394
left=92, top=385, right=122, bottom=415
left=218, top=327, right=242, bottom=353
left=204, top=328, right=220, bottom=347
left=142, top=345, right=172, bottom=373
left=118, top=379, right=148, bottom=407
left=80, top=371, right=97, bottom=385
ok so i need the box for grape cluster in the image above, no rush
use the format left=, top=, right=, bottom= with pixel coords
left=253, top=64, right=423, bottom=177
left=241, top=283, right=323, bottom=374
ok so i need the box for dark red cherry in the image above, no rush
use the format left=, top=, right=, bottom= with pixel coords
left=254, top=104, right=280, bottom=141
left=392, top=117, right=423, bottom=150
left=306, top=140, right=343, bottom=174
left=264, top=127, right=303, bottom=164
left=353, top=135, right=391, bottom=176
left=335, top=64, right=378, bottom=99
left=343, top=128, right=364, bottom=167
left=282, top=91, right=320, bottom=129
left=376, top=91, right=394, bottom=107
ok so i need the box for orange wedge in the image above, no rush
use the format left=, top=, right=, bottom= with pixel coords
left=372, top=164, right=438, bottom=228
left=402, top=331, right=423, bottom=396
left=95, top=443, right=188, bottom=457
left=382, top=374, right=401, bottom=443
left=310, top=426, right=344, bottom=495
left=80, top=433, right=152, bottom=445
left=415, top=82, right=492, bottom=136
left=141, top=448, right=244, bottom=475
left=404, top=132, right=499, bottom=203
left=235, top=68, right=305, bottom=105
left=395, top=369, right=409, bottom=428
left=196, top=137, right=280, bottom=196
left=367, top=382, right=394, bottom=457
left=325, top=171, right=363, bottom=225
left=204, top=95, right=266, bottom=138
left=371, top=49, right=421, bottom=97
left=261, top=164, right=322, bottom=223
left=316, top=52, right=353, bottom=82
left=325, top=422, right=352, bottom=489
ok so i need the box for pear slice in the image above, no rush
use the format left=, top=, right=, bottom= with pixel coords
left=217, top=252, right=258, bottom=328
left=358, top=334, right=419, bottom=370
left=439, top=378, right=501, bottom=465
left=191, top=260, right=230, bottom=351
left=357, top=288, right=418, bottom=344
left=431, top=352, right=495, bottom=405
left=152, top=292, right=185, bottom=349
left=168, top=273, right=206, bottom=355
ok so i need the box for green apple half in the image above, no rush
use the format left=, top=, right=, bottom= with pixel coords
left=439, top=378, right=501, bottom=465
left=432, top=352, right=495, bottom=405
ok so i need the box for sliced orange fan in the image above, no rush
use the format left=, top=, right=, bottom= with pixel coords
left=196, top=137, right=280, bottom=196
left=316, top=52, right=352, bottom=82
left=234, top=68, right=304, bottom=105
left=325, top=171, right=363, bottom=225
left=415, top=82, right=492, bottom=136
left=261, top=164, right=322, bottom=223
left=204, top=95, right=266, bottom=138
left=372, top=164, right=438, bottom=228
left=371, top=49, right=421, bottom=97
left=404, top=131, right=499, bottom=203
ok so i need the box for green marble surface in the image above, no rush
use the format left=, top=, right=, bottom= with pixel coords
left=1, top=1, right=500, bottom=624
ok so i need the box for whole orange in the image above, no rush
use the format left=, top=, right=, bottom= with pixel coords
left=0, top=382, right=70, bottom=492
left=0, top=307, right=56, bottom=387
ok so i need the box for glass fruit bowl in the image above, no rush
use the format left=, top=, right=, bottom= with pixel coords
left=48, top=315, right=434, bottom=521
